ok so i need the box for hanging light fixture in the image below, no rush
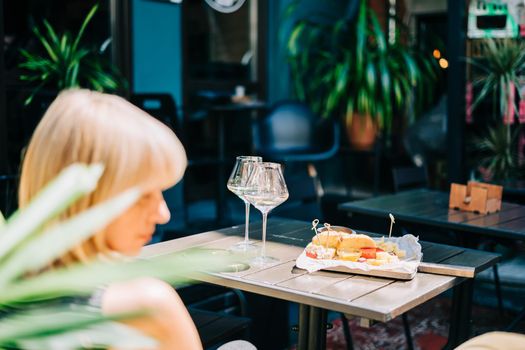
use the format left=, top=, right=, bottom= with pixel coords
left=150, top=0, right=247, bottom=13
left=204, top=0, right=247, bottom=13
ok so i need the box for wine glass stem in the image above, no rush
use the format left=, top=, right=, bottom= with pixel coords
left=261, top=212, right=268, bottom=258
left=243, top=200, right=250, bottom=242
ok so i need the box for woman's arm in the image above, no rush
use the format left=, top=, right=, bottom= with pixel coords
left=102, top=277, right=203, bottom=350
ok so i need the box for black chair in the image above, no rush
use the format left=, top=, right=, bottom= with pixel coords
left=251, top=101, right=340, bottom=222
left=178, top=284, right=251, bottom=349
left=392, top=166, right=429, bottom=193
left=252, top=101, right=340, bottom=163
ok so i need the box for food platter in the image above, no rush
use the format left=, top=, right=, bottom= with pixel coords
left=295, top=225, right=423, bottom=280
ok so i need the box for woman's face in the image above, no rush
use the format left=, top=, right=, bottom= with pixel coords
left=105, top=189, right=171, bottom=255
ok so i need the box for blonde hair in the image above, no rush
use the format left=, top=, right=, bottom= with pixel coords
left=19, top=89, right=187, bottom=265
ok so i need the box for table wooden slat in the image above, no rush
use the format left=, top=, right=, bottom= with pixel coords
left=437, top=249, right=500, bottom=274
left=421, top=244, right=464, bottom=263
left=349, top=273, right=459, bottom=321
left=316, top=275, right=393, bottom=302
left=495, top=216, right=525, bottom=232
left=464, top=206, right=525, bottom=228
left=243, top=261, right=307, bottom=285
left=277, top=270, right=351, bottom=293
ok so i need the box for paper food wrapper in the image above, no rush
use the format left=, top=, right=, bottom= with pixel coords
left=296, top=234, right=423, bottom=274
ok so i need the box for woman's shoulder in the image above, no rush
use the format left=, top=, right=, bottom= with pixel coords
left=101, top=277, right=183, bottom=313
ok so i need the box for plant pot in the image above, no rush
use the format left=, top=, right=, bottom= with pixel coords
left=346, top=113, right=378, bottom=150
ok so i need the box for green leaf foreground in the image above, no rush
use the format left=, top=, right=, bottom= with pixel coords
left=0, top=306, right=153, bottom=349
left=0, top=164, right=104, bottom=259
left=0, top=163, right=241, bottom=349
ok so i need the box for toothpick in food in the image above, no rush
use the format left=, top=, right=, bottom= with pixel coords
left=388, top=213, right=395, bottom=238
left=311, top=219, right=320, bottom=240
left=323, top=223, right=332, bottom=249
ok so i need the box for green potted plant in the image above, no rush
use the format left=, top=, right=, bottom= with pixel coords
left=286, top=0, right=437, bottom=150
left=18, top=4, right=125, bottom=105
left=468, top=39, right=525, bottom=182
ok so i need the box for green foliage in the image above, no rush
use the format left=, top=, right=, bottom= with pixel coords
left=468, top=39, right=525, bottom=120
left=18, top=4, right=125, bottom=105
left=472, top=125, right=522, bottom=182
left=468, top=39, right=525, bottom=181
left=0, top=164, right=237, bottom=349
left=285, top=0, right=437, bottom=133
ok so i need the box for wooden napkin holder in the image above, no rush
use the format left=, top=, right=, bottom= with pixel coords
left=449, top=181, right=502, bottom=214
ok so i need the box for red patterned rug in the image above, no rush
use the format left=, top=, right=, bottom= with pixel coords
left=298, top=296, right=524, bottom=350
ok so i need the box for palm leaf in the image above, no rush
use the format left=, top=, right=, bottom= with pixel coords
left=0, top=188, right=139, bottom=286
left=0, top=306, right=154, bottom=349
left=0, top=164, right=103, bottom=260
left=1, top=248, right=238, bottom=305
left=14, top=321, right=156, bottom=350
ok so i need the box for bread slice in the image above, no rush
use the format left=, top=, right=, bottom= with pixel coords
left=338, top=234, right=377, bottom=251
left=312, top=231, right=343, bottom=248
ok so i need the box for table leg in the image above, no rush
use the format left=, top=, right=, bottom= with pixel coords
left=444, top=279, right=473, bottom=349
left=297, top=304, right=310, bottom=350
left=217, top=112, right=227, bottom=225
left=373, top=137, right=381, bottom=196
left=307, top=306, right=327, bottom=350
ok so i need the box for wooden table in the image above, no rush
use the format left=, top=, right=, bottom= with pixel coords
left=141, top=218, right=499, bottom=350
left=339, top=189, right=525, bottom=241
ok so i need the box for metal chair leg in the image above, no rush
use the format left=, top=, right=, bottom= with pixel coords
left=493, top=264, right=504, bottom=320
left=339, top=313, right=354, bottom=350
left=402, top=313, right=414, bottom=350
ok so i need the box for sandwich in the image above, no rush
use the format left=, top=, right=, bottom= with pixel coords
left=306, top=230, right=347, bottom=259
left=305, top=243, right=336, bottom=259
left=337, top=234, right=378, bottom=262
left=311, top=230, right=348, bottom=248
left=305, top=231, right=404, bottom=265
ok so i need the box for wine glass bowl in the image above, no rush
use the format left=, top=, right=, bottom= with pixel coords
left=244, top=162, right=289, bottom=266
left=227, top=156, right=262, bottom=251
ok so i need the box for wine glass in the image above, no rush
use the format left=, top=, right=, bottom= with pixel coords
left=227, top=155, right=262, bottom=251
left=244, top=162, right=289, bottom=266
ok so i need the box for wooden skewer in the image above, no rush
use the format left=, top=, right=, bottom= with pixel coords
left=324, top=223, right=332, bottom=249
left=388, top=213, right=395, bottom=238
left=311, top=219, right=320, bottom=240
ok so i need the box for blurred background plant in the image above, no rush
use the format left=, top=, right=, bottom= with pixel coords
left=18, top=4, right=125, bottom=105
left=0, top=163, right=234, bottom=349
left=468, top=39, right=525, bottom=182
left=285, top=0, right=438, bottom=148
left=472, top=125, right=522, bottom=182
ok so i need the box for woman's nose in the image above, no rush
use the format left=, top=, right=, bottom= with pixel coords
left=152, top=191, right=171, bottom=225
left=155, top=196, right=171, bottom=225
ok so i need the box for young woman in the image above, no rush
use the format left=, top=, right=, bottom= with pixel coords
left=18, top=89, right=202, bottom=350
